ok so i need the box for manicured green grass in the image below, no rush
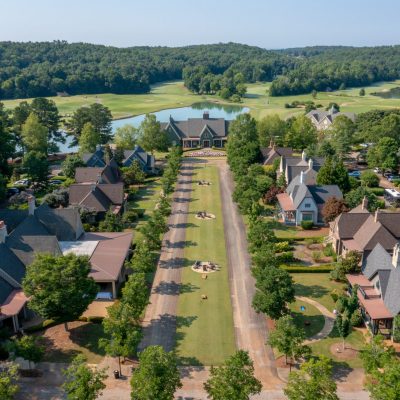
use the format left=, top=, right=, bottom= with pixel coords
left=3, top=80, right=400, bottom=121
left=176, top=165, right=235, bottom=366
left=291, top=273, right=345, bottom=312
left=290, top=299, right=325, bottom=338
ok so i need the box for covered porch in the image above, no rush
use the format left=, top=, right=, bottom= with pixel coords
left=276, top=192, right=297, bottom=224
left=347, top=274, right=393, bottom=337
left=182, top=139, right=200, bottom=149
left=0, top=290, right=29, bottom=332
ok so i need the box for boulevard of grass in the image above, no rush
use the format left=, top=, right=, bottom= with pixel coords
left=175, top=163, right=235, bottom=366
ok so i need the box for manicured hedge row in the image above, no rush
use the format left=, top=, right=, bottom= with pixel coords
left=276, top=236, right=325, bottom=244
left=280, top=264, right=336, bottom=273
left=25, top=319, right=57, bottom=333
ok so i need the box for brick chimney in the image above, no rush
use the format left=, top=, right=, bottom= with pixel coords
left=203, top=111, right=209, bottom=120
left=393, top=243, right=400, bottom=268
left=27, top=195, right=36, bottom=216
left=0, top=221, right=7, bottom=244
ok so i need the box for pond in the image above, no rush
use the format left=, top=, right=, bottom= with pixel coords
left=59, top=101, right=249, bottom=153
left=371, top=86, right=400, bottom=99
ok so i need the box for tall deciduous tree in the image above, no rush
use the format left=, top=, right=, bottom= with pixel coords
left=316, top=156, right=350, bottom=193
left=138, top=114, right=169, bottom=154
left=21, top=113, right=48, bottom=154
left=367, top=137, right=399, bottom=173
left=122, top=161, right=146, bottom=185
left=62, top=154, right=85, bottom=179
left=335, top=314, right=350, bottom=351
left=63, top=355, right=106, bottom=400
left=23, top=150, right=49, bottom=183
left=284, top=356, right=339, bottom=400
left=130, top=346, right=182, bottom=400
left=284, top=115, right=317, bottom=150
left=67, top=103, right=113, bottom=145
left=100, top=302, right=142, bottom=375
left=204, top=350, right=262, bottom=400
left=22, top=253, right=98, bottom=323
left=121, top=272, right=149, bottom=321
left=268, top=315, right=311, bottom=369
left=321, top=197, right=349, bottom=223
left=0, top=363, right=19, bottom=400
left=78, top=122, right=100, bottom=153
left=114, top=124, right=139, bottom=149
left=257, top=114, right=287, bottom=147
left=329, top=115, right=355, bottom=157
left=252, top=267, right=295, bottom=320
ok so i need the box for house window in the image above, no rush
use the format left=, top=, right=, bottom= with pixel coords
left=304, top=203, right=311, bottom=208
left=302, top=213, right=313, bottom=221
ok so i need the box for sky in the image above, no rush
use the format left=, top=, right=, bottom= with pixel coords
left=1, top=0, right=400, bottom=49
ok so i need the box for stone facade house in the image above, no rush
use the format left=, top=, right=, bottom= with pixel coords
left=306, top=107, right=356, bottom=131
left=161, top=112, right=230, bottom=148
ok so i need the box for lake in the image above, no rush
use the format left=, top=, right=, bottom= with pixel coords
left=59, top=102, right=249, bottom=153
left=371, top=86, right=400, bottom=99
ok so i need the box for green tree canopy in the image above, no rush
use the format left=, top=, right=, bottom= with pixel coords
left=7, top=335, right=44, bottom=369
left=63, top=355, right=106, bottom=400
left=284, top=356, right=339, bottom=400
left=203, top=350, right=262, bottom=400
left=316, top=156, right=351, bottom=193
left=122, top=161, right=146, bottom=185
left=114, top=124, right=139, bottom=149
left=21, top=113, right=48, bottom=154
left=98, top=209, right=124, bottom=232
left=78, top=122, right=101, bottom=154
left=329, top=115, right=355, bottom=157
left=23, top=150, right=49, bottom=182
left=138, top=114, right=169, bottom=154
left=252, top=267, right=295, bottom=320
left=22, top=253, right=98, bottom=322
left=121, top=272, right=149, bottom=321
left=62, top=154, right=85, bottom=179
left=284, top=115, right=317, bottom=150
left=345, top=186, right=379, bottom=211
left=367, top=137, right=399, bottom=172
left=257, top=114, right=287, bottom=147
left=0, top=363, right=19, bottom=400
left=130, top=345, right=182, bottom=400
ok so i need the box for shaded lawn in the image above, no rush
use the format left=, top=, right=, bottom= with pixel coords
left=40, top=321, right=106, bottom=364
left=290, top=299, right=325, bottom=338
left=291, top=273, right=346, bottom=312
left=176, top=165, right=235, bottom=366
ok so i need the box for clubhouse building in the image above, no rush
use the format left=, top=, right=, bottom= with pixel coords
left=161, top=112, right=230, bottom=148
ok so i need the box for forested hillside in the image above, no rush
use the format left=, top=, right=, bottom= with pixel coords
left=1, top=41, right=400, bottom=99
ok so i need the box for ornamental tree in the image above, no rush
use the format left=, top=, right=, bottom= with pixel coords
left=7, top=335, right=44, bottom=369
left=130, top=345, right=182, bottom=400
left=284, top=356, right=339, bottom=400
left=321, top=197, right=349, bottom=223
left=0, top=363, right=19, bottom=400
left=204, top=350, right=262, bottom=400
left=22, top=253, right=98, bottom=324
left=63, top=355, right=106, bottom=400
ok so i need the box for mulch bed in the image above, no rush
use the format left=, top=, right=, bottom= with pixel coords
left=330, top=342, right=358, bottom=360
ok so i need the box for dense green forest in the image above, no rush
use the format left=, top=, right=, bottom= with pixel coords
left=1, top=41, right=400, bottom=99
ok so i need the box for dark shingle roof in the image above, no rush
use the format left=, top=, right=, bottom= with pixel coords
left=0, top=244, right=26, bottom=285
left=0, top=209, right=28, bottom=233
left=163, top=117, right=230, bottom=139
left=75, top=167, right=104, bottom=183
left=308, top=185, right=343, bottom=205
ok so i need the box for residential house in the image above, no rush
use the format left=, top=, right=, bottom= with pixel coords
left=83, top=145, right=155, bottom=173
left=260, top=142, right=293, bottom=166
left=347, top=243, right=400, bottom=336
left=278, top=151, right=324, bottom=185
left=329, top=198, right=400, bottom=261
left=306, top=106, right=356, bottom=131
left=160, top=112, right=230, bottom=148
left=0, top=197, right=133, bottom=332
left=277, top=170, right=342, bottom=225
left=69, top=160, right=126, bottom=217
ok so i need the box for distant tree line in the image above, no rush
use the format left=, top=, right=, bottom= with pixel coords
left=3, top=42, right=400, bottom=99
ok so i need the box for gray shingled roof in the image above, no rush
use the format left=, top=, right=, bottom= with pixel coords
left=0, top=244, right=26, bottom=285
left=0, top=210, right=28, bottom=233
left=307, top=109, right=356, bottom=123
left=163, top=117, right=230, bottom=139
left=308, top=185, right=343, bottom=205
left=333, top=212, right=371, bottom=239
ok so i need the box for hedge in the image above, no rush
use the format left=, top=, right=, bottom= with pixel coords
left=280, top=264, right=336, bottom=273
left=369, top=187, right=385, bottom=196
left=25, top=319, right=58, bottom=333
left=276, top=236, right=325, bottom=244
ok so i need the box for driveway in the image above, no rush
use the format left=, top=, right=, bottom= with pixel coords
left=138, top=160, right=193, bottom=352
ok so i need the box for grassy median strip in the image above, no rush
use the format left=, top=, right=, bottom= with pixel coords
left=176, top=164, right=235, bottom=366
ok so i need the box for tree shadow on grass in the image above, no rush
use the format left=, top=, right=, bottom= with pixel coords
left=159, top=257, right=189, bottom=270
left=68, top=322, right=106, bottom=358
left=294, top=283, right=329, bottom=299
left=290, top=311, right=325, bottom=338
left=175, top=316, right=203, bottom=367
left=332, top=361, right=353, bottom=382
left=40, top=335, right=80, bottom=363
left=153, top=281, right=200, bottom=296
left=172, top=222, right=198, bottom=229
left=165, top=240, right=198, bottom=249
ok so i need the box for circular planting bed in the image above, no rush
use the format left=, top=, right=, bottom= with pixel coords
left=191, top=261, right=220, bottom=274
left=329, top=343, right=358, bottom=360
left=195, top=211, right=216, bottom=220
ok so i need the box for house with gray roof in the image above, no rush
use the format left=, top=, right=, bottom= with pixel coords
left=278, top=151, right=324, bottom=185
left=306, top=106, right=356, bottom=131
left=160, top=111, right=230, bottom=148
left=276, top=169, right=343, bottom=225
left=0, top=197, right=133, bottom=332
left=328, top=198, right=400, bottom=261
left=260, top=142, right=293, bottom=166
left=347, top=242, right=400, bottom=336
left=122, top=145, right=155, bottom=173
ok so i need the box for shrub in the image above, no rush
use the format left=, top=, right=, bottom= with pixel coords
left=274, top=241, right=292, bottom=252
left=323, top=244, right=335, bottom=257
left=368, top=187, right=385, bottom=196
left=335, top=297, right=347, bottom=314
left=127, top=187, right=139, bottom=201
left=124, top=210, right=138, bottom=223
left=360, top=171, right=380, bottom=187
left=311, top=251, right=323, bottom=262
left=330, top=289, right=341, bottom=303
left=393, top=315, right=400, bottom=342
left=275, top=251, right=295, bottom=263
left=301, top=220, right=314, bottom=230
left=376, top=199, right=386, bottom=209
left=25, top=319, right=57, bottom=333
left=350, top=309, right=363, bottom=327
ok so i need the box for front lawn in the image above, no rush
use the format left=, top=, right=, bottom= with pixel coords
left=40, top=321, right=106, bottom=364
left=176, top=165, right=236, bottom=366
left=290, top=299, right=325, bottom=338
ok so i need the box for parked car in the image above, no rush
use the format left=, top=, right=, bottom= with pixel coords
left=14, top=179, right=30, bottom=186
left=49, top=180, right=63, bottom=185
left=373, top=167, right=382, bottom=174
left=6, top=187, right=19, bottom=198
left=348, top=170, right=361, bottom=178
